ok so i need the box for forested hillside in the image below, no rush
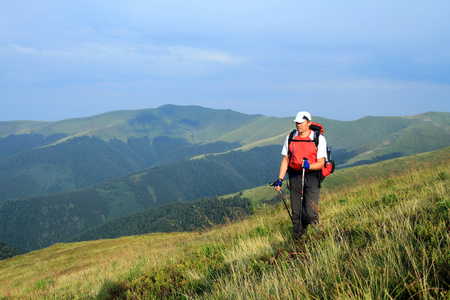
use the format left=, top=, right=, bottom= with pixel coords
left=66, top=194, right=278, bottom=243
left=0, top=135, right=241, bottom=201
left=0, top=145, right=281, bottom=252
left=0, top=242, right=23, bottom=260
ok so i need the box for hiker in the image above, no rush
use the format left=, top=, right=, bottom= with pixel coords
left=273, top=111, right=328, bottom=240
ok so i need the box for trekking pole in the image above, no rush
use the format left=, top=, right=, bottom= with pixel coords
left=278, top=190, right=293, bottom=221
left=301, top=158, right=307, bottom=202
left=269, top=182, right=292, bottom=221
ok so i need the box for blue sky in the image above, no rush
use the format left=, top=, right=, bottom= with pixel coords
left=1, top=1, right=449, bottom=122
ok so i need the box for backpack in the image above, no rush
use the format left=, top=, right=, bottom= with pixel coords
left=288, top=122, right=335, bottom=182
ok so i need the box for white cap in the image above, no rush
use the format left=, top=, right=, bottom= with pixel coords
left=293, top=111, right=311, bottom=123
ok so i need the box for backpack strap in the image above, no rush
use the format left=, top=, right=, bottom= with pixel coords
left=308, top=123, right=322, bottom=147
left=287, top=129, right=296, bottom=156
left=288, top=129, right=319, bottom=147
left=312, top=130, right=319, bottom=148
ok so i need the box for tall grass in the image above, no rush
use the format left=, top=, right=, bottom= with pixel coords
left=1, top=161, right=448, bottom=299
left=195, top=163, right=449, bottom=300
left=0, top=233, right=197, bottom=299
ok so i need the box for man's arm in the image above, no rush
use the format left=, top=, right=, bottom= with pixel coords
left=274, top=155, right=290, bottom=191
left=307, top=157, right=325, bottom=171
left=278, top=155, right=289, bottom=179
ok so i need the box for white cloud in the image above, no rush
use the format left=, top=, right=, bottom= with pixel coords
left=6, top=42, right=243, bottom=64
left=166, top=46, right=244, bottom=63
left=10, top=44, right=38, bottom=55
left=1, top=42, right=245, bottom=84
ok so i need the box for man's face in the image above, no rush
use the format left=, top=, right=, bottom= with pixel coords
left=295, top=120, right=310, bottom=133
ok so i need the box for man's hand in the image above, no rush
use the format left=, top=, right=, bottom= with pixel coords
left=271, top=179, right=283, bottom=191
left=303, top=159, right=310, bottom=170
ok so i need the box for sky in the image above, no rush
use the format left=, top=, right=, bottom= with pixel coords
left=1, top=1, right=450, bottom=122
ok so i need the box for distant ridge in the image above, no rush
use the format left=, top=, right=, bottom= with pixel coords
left=0, top=105, right=265, bottom=142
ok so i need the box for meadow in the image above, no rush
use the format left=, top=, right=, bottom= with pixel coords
left=0, top=157, right=449, bottom=299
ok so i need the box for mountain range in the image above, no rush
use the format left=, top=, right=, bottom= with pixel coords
left=0, top=105, right=449, bottom=252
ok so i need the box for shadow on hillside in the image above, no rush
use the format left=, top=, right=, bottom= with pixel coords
left=96, top=280, right=126, bottom=300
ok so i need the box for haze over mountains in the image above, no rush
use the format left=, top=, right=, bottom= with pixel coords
left=0, top=105, right=449, bottom=253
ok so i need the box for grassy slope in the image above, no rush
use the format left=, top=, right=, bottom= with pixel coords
left=1, top=149, right=448, bottom=299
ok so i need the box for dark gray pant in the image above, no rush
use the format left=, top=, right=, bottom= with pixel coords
left=289, top=171, right=320, bottom=236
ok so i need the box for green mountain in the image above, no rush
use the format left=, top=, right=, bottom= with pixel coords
left=0, top=105, right=265, bottom=201
left=0, top=106, right=449, bottom=202
left=0, top=105, right=265, bottom=142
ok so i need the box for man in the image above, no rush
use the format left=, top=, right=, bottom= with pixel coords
left=273, top=111, right=327, bottom=240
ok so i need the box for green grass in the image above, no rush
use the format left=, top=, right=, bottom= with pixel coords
left=1, top=157, right=449, bottom=299
left=321, top=146, right=450, bottom=191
